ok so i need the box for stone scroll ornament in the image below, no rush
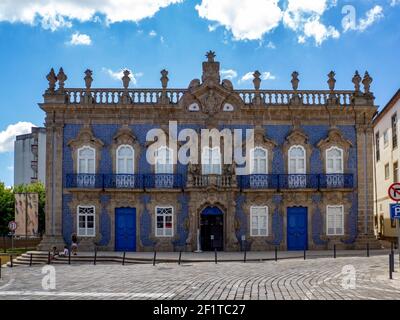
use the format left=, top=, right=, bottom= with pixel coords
left=46, top=68, right=57, bottom=93
left=266, top=195, right=284, bottom=246
left=140, top=194, right=154, bottom=248
left=311, top=194, right=328, bottom=246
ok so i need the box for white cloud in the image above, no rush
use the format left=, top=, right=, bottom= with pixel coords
left=0, top=0, right=183, bottom=30
left=149, top=30, right=157, bottom=37
left=195, top=0, right=283, bottom=41
left=0, top=122, right=37, bottom=153
left=239, top=71, right=276, bottom=83
left=267, top=41, right=276, bottom=49
left=220, top=69, right=238, bottom=80
left=358, top=6, right=384, bottom=32
left=68, top=32, right=92, bottom=46
left=102, top=68, right=143, bottom=85
left=283, top=0, right=339, bottom=45
left=7, top=166, right=13, bottom=172
left=302, top=17, right=340, bottom=45
left=391, top=0, right=400, bottom=7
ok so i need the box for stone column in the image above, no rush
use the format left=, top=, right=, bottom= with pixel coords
left=38, top=111, right=66, bottom=250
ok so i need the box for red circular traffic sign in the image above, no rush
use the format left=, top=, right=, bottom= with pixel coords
left=388, top=183, right=400, bottom=202
left=8, top=221, right=17, bottom=231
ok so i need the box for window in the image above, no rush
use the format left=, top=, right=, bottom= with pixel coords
left=77, top=206, right=95, bottom=237
left=251, top=147, right=268, bottom=174
left=250, top=207, right=268, bottom=237
left=375, top=132, right=380, bottom=162
left=188, top=103, right=200, bottom=112
left=117, top=145, right=134, bottom=174
left=385, top=163, right=390, bottom=180
left=78, top=146, right=95, bottom=174
left=202, top=147, right=222, bottom=175
left=223, top=103, right=234, bottom=112
left=383, top=130, right=389, bottom=148
left=288, top=145, right=306, bottom=188
left=394, top=162, right=399, bottom=183
left=326, top=147, right=343, bottom=174
left=392, top=113, right=398, bottom=149
left=326, top=205, right=344, bottom=236
left=155, top=147, right=173, bottom=174
left=288, top=145, right=306, bottom=174
left=156, top=207, right=173, bottom=237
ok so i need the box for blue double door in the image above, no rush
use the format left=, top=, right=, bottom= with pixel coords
left=115, top=208, right=136, bottom=252
left=287, top=207, right=308, bottom=251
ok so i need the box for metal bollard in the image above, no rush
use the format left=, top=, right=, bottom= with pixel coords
left=47, top=251, right=51, bottom=265
left=178, top=251, right=182, bottom=265
left=29, top=253, right=33, bottom=267
left=10, top=255, right=13, bottom=268
left=215, top=248, right=218, bottom=264
left=93, top=247, right=97, bottom=265
left=122, top=252, right=126, bottom=266
left=390, top=254, right=393, bottom=280
left=304, top=247, right=306, bottom=260
left=334, top=244, right=336, bottom=259
left=391, top=242, right=394, bottom=255
left=153, top=250, right=157, bottom=266
left=244, top=249, right=247, bottom=263
left=392, top=252, right=396, bottom=273
left=68, top=248, right=71, bottom=265
left=367, top=243, right=370, bottom=258
left=275, top=247, right=278, bottom=262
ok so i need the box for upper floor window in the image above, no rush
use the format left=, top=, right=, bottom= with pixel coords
left=78, top=146, right=95, bottom=174
left=250, top=147, right=268, bottom=174
left=375, top=132, right=380, bottom=162
left=288, top=145, right=306, bottom=174
left=392, top=113, right=398, bottom=149
left=77, top=205, right=95, bottom=237
left=202, top=147, right=222, bottom=175
left=385, top=163, right=390, bottom=180
left=326, top=147, right=343, bottom=174
left=384, top=130, right=389, bottom=148
left=156, top=206, right=173, bottom=237
left=116, top=145, right=134, bottom=174
left=250, top=206, right=268, bottom=237
left=155, top=147, right=173, bottom=174
left=394, top=162, right=399, bottom=183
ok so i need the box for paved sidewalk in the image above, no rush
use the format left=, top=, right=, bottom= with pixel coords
left=0, top=255, right=399, bottom=300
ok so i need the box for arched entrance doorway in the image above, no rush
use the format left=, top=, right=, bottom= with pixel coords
left=200, top=206, right=224, bottom=251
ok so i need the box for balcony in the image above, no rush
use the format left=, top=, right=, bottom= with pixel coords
left=65, top=174, right=185, bottom=189
left=238, top=174, right=354, bottom=190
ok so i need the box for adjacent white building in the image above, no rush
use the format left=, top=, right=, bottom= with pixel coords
left=14, top=127, right=46, bottom=186
left=373, top=89, right=400, bottom=241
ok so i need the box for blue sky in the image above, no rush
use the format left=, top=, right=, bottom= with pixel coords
left=0, top=0, right=399, bottom=186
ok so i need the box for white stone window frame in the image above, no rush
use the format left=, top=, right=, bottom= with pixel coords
left=77, top=146, right=96, bottom=174
left=250, top=206, right=269, bottom=237
left=155, top=206, right=174, bottom=237
left=250, top=147, right=268, bottom=174
left=116, top=144, right=135, bottom=174
left=202, top=147, right=222, bottom=175
left=326, top=146, right=344, bottom=174
left=326, top=205, right=344, bottom=236
left=77, top=205, right=96, bottom=237
left=155, top=146, right=174, bottom=174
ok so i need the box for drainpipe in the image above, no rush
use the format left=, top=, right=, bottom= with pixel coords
left=364, top=119, right=369, bottom=235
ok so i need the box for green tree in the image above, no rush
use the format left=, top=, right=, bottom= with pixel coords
left=13, top=182, right=46, bottom=234
left=0, top=183, right=15, bottom=235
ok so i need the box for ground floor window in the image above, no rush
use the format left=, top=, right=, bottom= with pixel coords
left=250, top=206, right=268, bottom=236
left=77, top=205, right=95, bottom=237
left=326, top=205, right=344, bottom=236
left=156, top=206, right=174, bottom=237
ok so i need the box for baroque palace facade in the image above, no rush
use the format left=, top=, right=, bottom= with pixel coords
left=39, top=52, right=378, bottom=252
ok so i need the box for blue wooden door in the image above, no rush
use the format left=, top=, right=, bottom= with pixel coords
left=115, top=208, right=136, bottom=252
left=287, top=207, right=308, bottom=251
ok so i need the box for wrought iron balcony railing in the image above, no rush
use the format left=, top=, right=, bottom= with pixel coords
left=66, top=173, right=353, bottom=190
left=65, top=174, right=185, bottom=189
left=238, top=174, right=354, bottom=190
